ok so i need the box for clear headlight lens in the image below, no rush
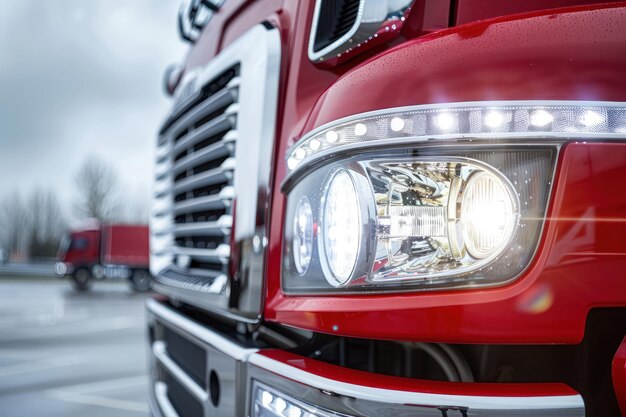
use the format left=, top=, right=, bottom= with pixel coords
left=283, top=147, right=554, bottom=293
left=282, top=102, right=626, bottom=294
left=319, top=170, right=361, bottom=286
left=292, top=197, right=313, bottom=275
left=251, top=381, right=340, bottom=417
left=370, top=157, right=521, bottom=283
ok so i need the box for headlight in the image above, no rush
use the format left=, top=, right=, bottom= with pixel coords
left=460, top=171, right=517, bottom=259
left=319, top=170, right=361, bottom=286
left=282, top=102, right=625, bottom=293
left=292, top=197, right=313, bottom=275
left=251, top=381, right=338, bottom=417
left=283, top=148, right=548, bottom=293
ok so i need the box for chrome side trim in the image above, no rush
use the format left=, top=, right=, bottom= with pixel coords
left=249, top=353, right=585, bottom=414
left=154, top=381, right=179, bottom=417
left=147, top=298, right=258, bottom=361
left=153, top=341, right=208, bottom=403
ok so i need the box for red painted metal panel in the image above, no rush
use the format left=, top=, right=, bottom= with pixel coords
left=257, top=349, right=580, bottom=397
left=613, top=337, right=626, bottom=416
left=455, top=0, right=626, bottom=25
left=101, top=225, right=149, bottom=267
left=265, top=4, right=626, bottom=343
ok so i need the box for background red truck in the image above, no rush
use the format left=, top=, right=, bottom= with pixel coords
left=56, top=224, right=151, bottom=292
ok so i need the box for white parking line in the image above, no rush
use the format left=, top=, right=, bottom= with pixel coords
left=47, top=391, right=149, bottom=413
left=45, top=375, right=149, bottom=413
left=1, top=315, right=142, bottom=342
left=51, top=375, right=147, bottom=395
left=0, top=355, right=88, bottom=377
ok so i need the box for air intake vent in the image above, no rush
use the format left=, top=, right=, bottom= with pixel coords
left=151, top=24, right=281, bottom=322
left=153, top=65, right=239, bottom=294
left=312, top=0, right=361, bottom=52
left=308, top=0, right=414, bottom=63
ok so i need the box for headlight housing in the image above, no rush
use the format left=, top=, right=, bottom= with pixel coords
left=283, top=147, right=553, bottom=293
left=282, top=102, right=625, bottom=294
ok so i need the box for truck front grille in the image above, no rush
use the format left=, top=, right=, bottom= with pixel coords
left=151, top=23, right=280, bottom=320
left=152, top=66, right=240, bottom=291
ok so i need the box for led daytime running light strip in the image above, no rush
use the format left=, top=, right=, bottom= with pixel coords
left=286, top=101, right=626, bottom=174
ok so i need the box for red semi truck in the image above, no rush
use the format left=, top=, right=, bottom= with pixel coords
left=56, top=224, right=151, bottom=292
left=146, top=1, right=626, bottom=416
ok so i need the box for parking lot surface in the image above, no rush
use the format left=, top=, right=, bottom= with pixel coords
left=0, top=278, right=151, bottom=417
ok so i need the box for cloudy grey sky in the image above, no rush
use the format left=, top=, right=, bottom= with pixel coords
left=0, top=1, right=186, bottom=223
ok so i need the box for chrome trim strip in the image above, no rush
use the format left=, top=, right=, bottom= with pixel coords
left=153, top=341, right=208, bottom=403
left=249, top=353, right=585, bottom=413
left=286, top=100, right=626, bottom=182
left=154, top=381, right=179, bottom=417
left=308, top=0, right=413, bottom=62
left=147, top=299, right=258, bottom=361
left=308, top=0, right=365, bottom=62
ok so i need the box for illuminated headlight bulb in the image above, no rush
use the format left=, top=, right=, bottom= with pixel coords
left=460, top=171, right=518, bottom=259
left=320, top=170, right=360, bottom=286
left=292, top=197, right=313, bottom=275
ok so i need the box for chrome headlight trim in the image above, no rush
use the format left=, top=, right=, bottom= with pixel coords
left=285, top=100, right=626, bottom=184
left=308, top=0, right=414, bottom=63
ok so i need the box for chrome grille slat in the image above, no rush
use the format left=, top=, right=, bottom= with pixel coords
left=173, top=186, right=234, bottom=214
left=171, top=110, right=237, bottom=155
left=171, top=164, right=233, bottom=195
left=173, top=215, right=232, bottom=237
left=172, top=135, right=235, bottom=174
left=159, top=79, right=240, bottom=143
left=171, top=245, right=230, bottom=263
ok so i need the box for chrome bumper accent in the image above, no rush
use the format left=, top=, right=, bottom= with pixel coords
left=147, top=299, right=257, bottom=417
left=148, top=298, right=584, bottom=417
left=247, top=353, right=586, bottom=417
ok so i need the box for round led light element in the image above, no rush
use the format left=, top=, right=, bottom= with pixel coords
left=320, top=170, right=360, bottom=286
left=484, top=111, right=504, bottom=129
left=460, top=171, right=518, bottom=259
left=354, top=123, right=367, bottom=136
left=325, top=130, right=338, bottom=143
left=309, top=138, right=321, bottom=151
left=436, top=113, right=455, bottom=131
left=530, top=110, right=553, bottom=127
left=292, top=197, right=313, bottom=275
left=390, top=117, right=405, bottom=132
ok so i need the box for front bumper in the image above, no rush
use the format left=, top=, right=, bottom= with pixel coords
left=146, top=299, right=585, bottom=417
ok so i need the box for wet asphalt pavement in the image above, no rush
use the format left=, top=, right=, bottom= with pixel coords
left=0, top=278, right=151, bottom=417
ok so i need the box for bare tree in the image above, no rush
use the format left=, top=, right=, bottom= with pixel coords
left=74, top=156, right=120, bottom=222
left=28, top=189, right=67, bottom=258
left=0, top=190, right=68, bottom=261
left=123, top=195, right=151, bottom=224
left=0, top=192, right=30, bottom=261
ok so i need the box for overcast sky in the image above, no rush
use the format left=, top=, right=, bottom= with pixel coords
left=0, top=1, right=187, bottom=223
